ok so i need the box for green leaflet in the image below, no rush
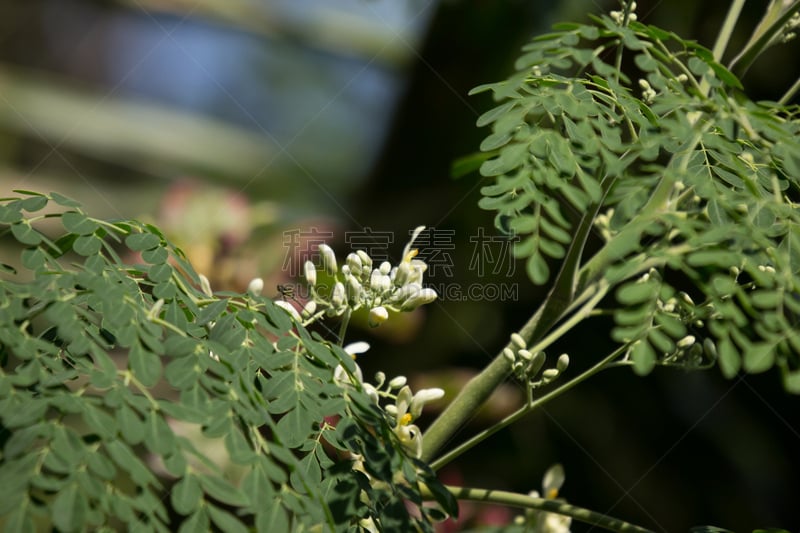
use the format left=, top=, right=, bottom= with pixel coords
left=0, top=192, right=451, bottom=532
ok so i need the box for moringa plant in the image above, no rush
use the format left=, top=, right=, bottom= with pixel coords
left=2, top=0, right=800, bottom=531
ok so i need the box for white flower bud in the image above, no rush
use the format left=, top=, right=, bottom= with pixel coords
left=511, top=333, right=526, bottom=350
left=275, top=300, right=302, bottom=321
left=400, top=287, right=438, bottom=311
left=346, top=276, right=362, bottom=305
left=362, top=383, right=379, bottom=403
left=390, top=282, right=421, bottom=305
left=331, top=282, right=345, bottom=308
left=528, top=351, right=546, bottom=377
left=518, top=349, right=533, bottom=361
left=379, top=261, right=392, bottom=275
left=368, top=306, right=389, bottom=327
left=378, top=274, right=392, bottom=293
left=346, top=253, right=363, bottom=276
left=388, top=376, right=407, bottom=389
left=199, top=274, right=213, bottom=297
left=394, top=261, right=412, bottom=287
left=303, top=300, right=317, bottom=317
left=385, top=404, right=398, bottom=417
left=556, top=353, right=570, bottom=372
left=318, top=243, right=337, bottom=275
left=677, top=335, right=696, bottom=348
left=303, top=260, right=317, bottom=286
left=247, top=277, right=264, bottom=296
left=369, top=268, right=382, bottom=291
left=374, top=371, right=386, bottom=387
left=703, top=338, right=717, bottom=360
left=356, top=250, right=373, bottom=271
left=542, top=368, right=560, bottom=381
left=503, top=347, right=516, bottom=363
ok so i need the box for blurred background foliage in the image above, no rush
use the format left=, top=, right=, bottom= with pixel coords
left=1, top=0, right=799, bottom=531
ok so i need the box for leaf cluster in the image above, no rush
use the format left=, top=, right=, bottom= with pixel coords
left=0, top=191, right=454, bottom=532
left=472, top=15, right=800, bottom=389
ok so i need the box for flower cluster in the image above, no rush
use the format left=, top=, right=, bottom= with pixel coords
left=610, top=1, right=637, bottom=25
left=782, top=11, right=800, bottom=43
left=503, top=333, right=570, bottom=389
left=300, top=226, right=438, bottom=327
left=334, top=342, right=444, bottom=457
left=638, top=78, right=657, bottom=104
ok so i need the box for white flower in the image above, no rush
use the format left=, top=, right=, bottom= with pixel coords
left=303, top=260, right=317, bottom=286
left=386, top=385, right=445, bottom=457
left=392, top=385, right=444, bottom=426
left=408, top=387, right=445, bottom=420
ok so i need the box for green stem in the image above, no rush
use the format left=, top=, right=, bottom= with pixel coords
left=778, top=74, right=800, bottom=105
left=613, top=1, right=637, bottom=84
left=430, top=342, right=624, bottom=471
left=695, top=0, right=744, bottom=97
left=337, top=308, right=351, bottom=345
left=712, top=0, right=746, bottom=61
left=419, top=485, right=654, bottom=533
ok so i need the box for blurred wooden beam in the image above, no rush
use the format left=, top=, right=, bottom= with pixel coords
left=0, top=66, right=285, bottom=182
left=112, top=0, right=413, bottom=66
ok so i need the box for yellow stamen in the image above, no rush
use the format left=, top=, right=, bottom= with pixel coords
left=400, top=413, right=413, bottom=426
left=546, top=488, right=559, bottom=499
left=403, top=249, right=419, bottom=263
